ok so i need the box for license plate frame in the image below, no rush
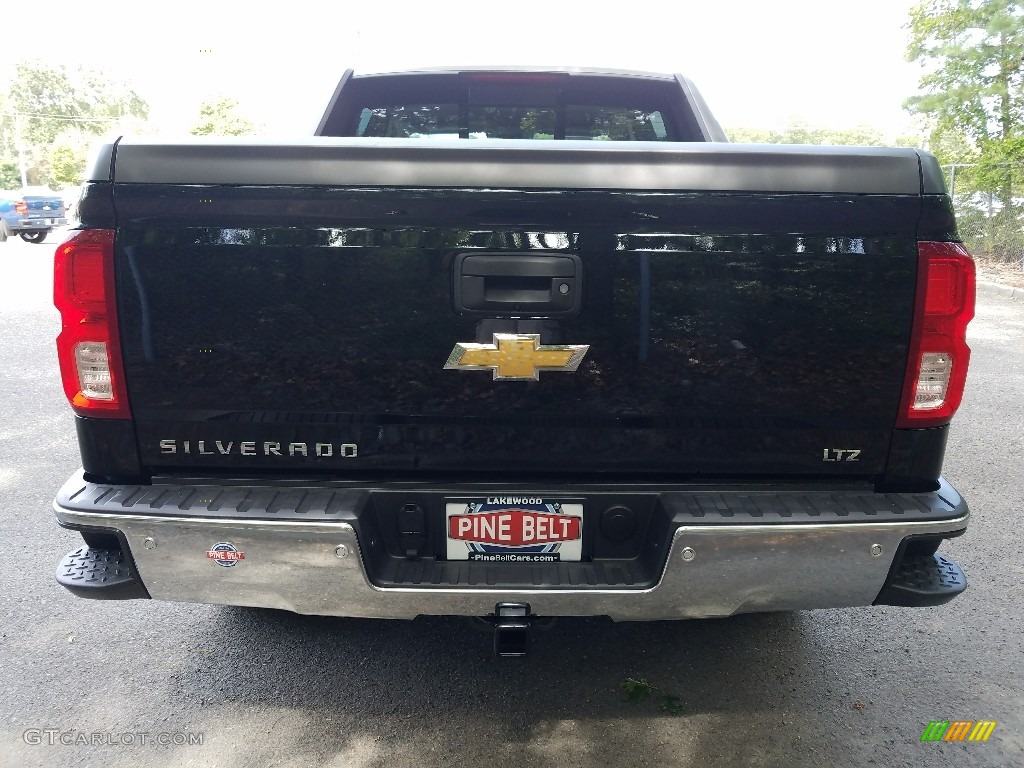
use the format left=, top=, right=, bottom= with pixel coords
left=445, top=497, right=584, bottom=562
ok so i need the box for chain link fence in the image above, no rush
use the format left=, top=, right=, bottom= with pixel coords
left=944, top=164, right=1024, bottom=270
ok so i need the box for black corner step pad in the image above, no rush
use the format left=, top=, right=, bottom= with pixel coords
left=56, top=547, right=149, bottom=600
left=875, top=552, right=967, bottom=607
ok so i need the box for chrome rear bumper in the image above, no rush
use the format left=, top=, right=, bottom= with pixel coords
left=54, top=500, right=968, bottom=621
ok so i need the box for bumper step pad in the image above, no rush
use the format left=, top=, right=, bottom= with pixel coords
left=875, top=552, right=967, bottom=607
left=55, top=546, right=149, bottom=600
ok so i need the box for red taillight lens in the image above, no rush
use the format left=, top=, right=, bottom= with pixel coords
left=14, top=200, right=28, bottom=215
left=54, top=229, right=130, bottom=418
left=897, top=241, right=975, bottom=428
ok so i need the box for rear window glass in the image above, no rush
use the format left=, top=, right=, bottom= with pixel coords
left=356, top=104, right=669, bottom=141
left=357, top=105, right=462, bottom=138
left=566, top=106, right=668, bottom=141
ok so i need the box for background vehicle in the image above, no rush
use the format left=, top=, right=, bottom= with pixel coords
left=51, top=68, right=975, bottom=655
left=0, top=187, right=67, bottom=243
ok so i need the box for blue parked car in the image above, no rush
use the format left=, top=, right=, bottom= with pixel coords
left=0, top=188, right=68, bottom=243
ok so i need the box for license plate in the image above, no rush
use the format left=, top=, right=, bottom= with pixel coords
left=445, top=497, right=583, bottom=562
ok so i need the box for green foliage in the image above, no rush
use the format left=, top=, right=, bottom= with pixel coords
left=906, top=1, right=1024, bottom=140
left=0, top=160, right=20, bottom=189
left=43, top=129, right=95, bottom=189
left=620, top=677, right=653, bottom=703
left=48, top=143, right=87, bottom=189
left=929, top=127, right=982, bottom=165
left=905, top=1, right=1024, bottom=200
left=906, top=1, right=1024, bottom=261
left=3, top=60, right=149, bottom=185
left=620, top=677, right=686, bottom=716
left=6, top=62, right=78, bottom=151
left=659, top=694, right=685, bottom=715
left=190, top=97, right=258, bottom=137
left=727, top=122, right=923, bottom=147
left=5, top=60, right=149, bottom=148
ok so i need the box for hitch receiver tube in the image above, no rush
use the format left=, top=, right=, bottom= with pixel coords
left=492, top=602, right=532, bottom=657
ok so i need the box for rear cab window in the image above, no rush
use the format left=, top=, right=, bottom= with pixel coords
left=333, top=72, right=686, bottom=141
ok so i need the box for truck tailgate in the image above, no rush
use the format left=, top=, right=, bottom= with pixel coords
left=107, top=140, right=925, bottom=479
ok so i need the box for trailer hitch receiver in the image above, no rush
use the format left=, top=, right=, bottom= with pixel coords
left=491, top=602, right=532, bottom=657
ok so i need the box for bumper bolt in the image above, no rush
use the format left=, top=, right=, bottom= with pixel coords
left=870, top=544, right=883, bottom=557
left=334, top=545, right=349, bottom=559
left=143, top=537, right=157, bottom=550
left=680, top=546, right=696, bottom=562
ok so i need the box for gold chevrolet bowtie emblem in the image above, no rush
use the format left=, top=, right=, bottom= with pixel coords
left=445, top=333, right=589, bottom=381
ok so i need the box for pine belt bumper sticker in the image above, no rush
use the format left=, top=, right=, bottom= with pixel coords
left=445, top=498, right=583, bottom=562
left=206, top=541, right=245, bottom=567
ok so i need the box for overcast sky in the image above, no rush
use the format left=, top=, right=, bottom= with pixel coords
left=3, top=0, right=925, bottom=139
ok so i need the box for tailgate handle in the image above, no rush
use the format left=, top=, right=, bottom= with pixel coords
left=453, top=253, right=582, bottom=316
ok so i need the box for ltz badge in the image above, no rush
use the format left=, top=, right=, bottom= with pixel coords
left=444, top=333, right=589, bottom=381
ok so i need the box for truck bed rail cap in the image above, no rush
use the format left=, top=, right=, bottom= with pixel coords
left=107, top=138, right=925, bottom=195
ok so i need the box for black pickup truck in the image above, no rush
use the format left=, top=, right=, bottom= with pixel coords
left=52, top=68, right=975, bottom=655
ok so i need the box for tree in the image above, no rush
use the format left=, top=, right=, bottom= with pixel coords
left=5, top=62, right=79, bottom=151
left=6, top=60, right=149, bottom=147
left=47, top=130, right=93, bottom=189
left=190, top=97, right=258, bottom=137
left=905, top=1, right=1024, bottom=213
left=3, top=60, right=149, bottom=185
left=0, top=161, right=19, bottom=189
left=726, top=122, right=923, bottom=147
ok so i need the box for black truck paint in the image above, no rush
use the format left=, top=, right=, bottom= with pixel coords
left=53, top=69, right=974, bottom=641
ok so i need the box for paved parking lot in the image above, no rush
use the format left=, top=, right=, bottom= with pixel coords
left=1, top=231, right=1021, bottom=767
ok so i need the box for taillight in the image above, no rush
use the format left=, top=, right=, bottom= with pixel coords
left=897, top=241, right=975, bottom=428
left=54, top=229, right=130, bottom=418
left=14, top=200, right=28, bottom=215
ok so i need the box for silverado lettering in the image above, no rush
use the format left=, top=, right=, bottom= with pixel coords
left=158, top=439, right=358, bottom=457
